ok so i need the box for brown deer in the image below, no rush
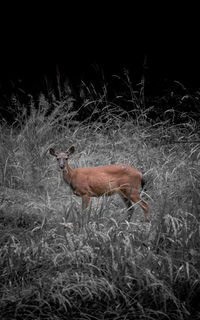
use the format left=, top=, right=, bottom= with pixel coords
left=50, top=146, right=149, bottom=222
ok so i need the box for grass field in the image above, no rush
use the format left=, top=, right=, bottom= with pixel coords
left=0, top=82, right=200, bottom=319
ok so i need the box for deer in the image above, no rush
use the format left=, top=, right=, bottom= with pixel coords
left=50, top=146, right=149, bottom=222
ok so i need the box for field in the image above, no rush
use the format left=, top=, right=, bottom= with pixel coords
left=0, top=80, right=200, bottom=319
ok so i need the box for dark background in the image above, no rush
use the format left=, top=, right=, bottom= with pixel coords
left=1, top=3, right=200, bottom=100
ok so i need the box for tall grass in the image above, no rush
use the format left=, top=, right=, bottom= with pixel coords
left=0, top=80, right=200, bottom=319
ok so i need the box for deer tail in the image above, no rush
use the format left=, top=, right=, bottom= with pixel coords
left=141, top=175, right=145, bottom=189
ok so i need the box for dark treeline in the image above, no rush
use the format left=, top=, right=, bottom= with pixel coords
left=1, top=49, right=200, bottom=124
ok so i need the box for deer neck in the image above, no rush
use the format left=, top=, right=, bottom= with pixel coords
left=63, top=162, right=74, bottom=184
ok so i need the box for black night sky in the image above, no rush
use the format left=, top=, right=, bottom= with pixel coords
left=1, top=3, right=200, bottom=99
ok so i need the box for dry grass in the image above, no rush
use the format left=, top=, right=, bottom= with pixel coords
left=0, top=85, right=200, bottom=319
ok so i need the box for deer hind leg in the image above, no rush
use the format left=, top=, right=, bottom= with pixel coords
left=130, top=189, right=150, bottom=223
left=120, top=188, right=149, bottom=222
left=81, top=194, right=91, bottom=210
left=120, top=192, right=135, bottom=222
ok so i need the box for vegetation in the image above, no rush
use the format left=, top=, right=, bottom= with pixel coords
left=0, top=75, right=200, bottom=319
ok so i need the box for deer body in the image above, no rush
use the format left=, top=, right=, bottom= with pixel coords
left=50, top=146, right=149, bottom=222
left=63, top=163, right=141, bottom=195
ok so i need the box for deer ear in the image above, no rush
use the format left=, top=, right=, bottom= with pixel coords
left=49, top=148, right=57, bottom=157
left=66, top=145, right=75, bottom=155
